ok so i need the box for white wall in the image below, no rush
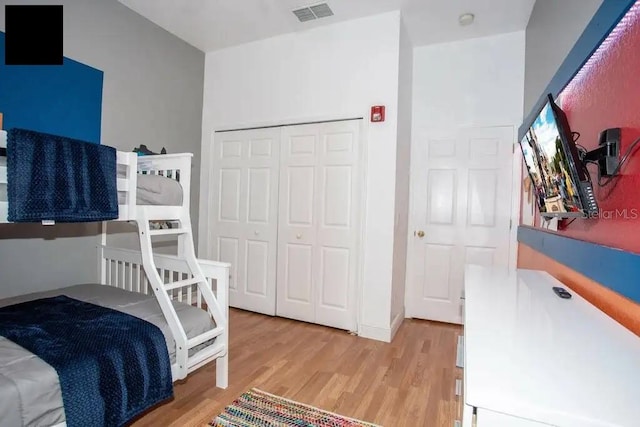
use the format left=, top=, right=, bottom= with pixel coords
left=412, top=31, right=526, bottom=131
left=0, top=0, right=204, bottom=298
left=199, top=11, right=402, bottom=340
left=390, top=17, right=413, bottom=331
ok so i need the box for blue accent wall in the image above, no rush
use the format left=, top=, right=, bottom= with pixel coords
left=0, top=32, right=103, bottom=143
left=519, top=0, right=635, bottom=141
left=518, top=226, right=640, bottom=303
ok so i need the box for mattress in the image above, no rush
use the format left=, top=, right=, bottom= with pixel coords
left=0, top=284, right=214, bottom=427
left=0, top=156, right=183, bottom=207
left=131, top=173, right=183, bottom=206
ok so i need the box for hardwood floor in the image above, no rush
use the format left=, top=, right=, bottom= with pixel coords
left=133, top=308, right=463, bottom=427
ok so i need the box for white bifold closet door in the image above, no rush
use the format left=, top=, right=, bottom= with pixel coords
left=209, top=128, right=280, bottom=315
left=277, top=121, right=360, bottom=331
left=209, top=120, right=360, bottom=331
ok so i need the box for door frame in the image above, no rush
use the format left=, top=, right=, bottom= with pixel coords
left=198, top=113, right=368, bottom=332
left=404, top=124, right=522, bottom=320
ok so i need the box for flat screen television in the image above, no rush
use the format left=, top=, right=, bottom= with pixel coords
left=519, top=94, right=598, bottom=218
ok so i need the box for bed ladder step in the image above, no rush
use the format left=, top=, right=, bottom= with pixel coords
left=148, top=227, right=188, bottom=236
left=187, top=341, right=226, bottom=370
left=164, top=277, right=200, bottom=291
left=136, top=211, right=228, bottom=382
left=187, top=326, right=224, bottom=348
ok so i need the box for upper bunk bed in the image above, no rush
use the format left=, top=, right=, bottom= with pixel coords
left=0, top=128, right=192, bottom=223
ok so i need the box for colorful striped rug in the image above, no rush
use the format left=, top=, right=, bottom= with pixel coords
left=210, top=388, right=381, bottom=427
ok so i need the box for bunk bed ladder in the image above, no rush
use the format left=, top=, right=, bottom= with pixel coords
left=136, top=212, right=228, bottom=386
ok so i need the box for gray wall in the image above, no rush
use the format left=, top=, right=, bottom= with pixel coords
left=524, top=0, right=603, bottom=115
left=0, top=0, right=204, bottom=298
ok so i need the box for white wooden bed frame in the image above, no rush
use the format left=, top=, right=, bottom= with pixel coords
left=0, top=128, right=230, bottom=393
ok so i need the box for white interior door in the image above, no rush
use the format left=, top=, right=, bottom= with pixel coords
left=277, top=120, right=360, bottom=331
left=408, top=126, right=514, bottom=324
left=209, top=128, right=280, bottom=315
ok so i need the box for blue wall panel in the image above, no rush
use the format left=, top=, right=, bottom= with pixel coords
left=0, top=32, right=103, bottom=143
left=518, top=226, right=640, bottom=304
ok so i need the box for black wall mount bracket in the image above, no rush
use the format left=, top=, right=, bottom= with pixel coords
left=580, top=127, right=621, bottom=177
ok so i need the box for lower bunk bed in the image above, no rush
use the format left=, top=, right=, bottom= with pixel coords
left=0, top=246, right=230, bottom=427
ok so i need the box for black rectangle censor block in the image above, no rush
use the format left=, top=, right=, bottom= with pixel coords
left=5, top=5, right=63, bottom=65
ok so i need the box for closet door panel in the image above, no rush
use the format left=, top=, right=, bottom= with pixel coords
left=210, top=128, right=280, bottom=315
left=245, top=240, right=269, bottom=296
left=247, top=167, right=271, bottom=223
left=284, top=243, right=313, bottom=303
left=219, top=168, right=241, bottom=222
left=277, top=120, right=360, bottom=330
left=315, top=121, right=360, bottom=331
left=287, top=166, right=315, bottom=226
left=319, top=246, right=350, bottom=309
left=218, top=236, right=240, bottom=296
left=277, top=126, right=318, bottom=323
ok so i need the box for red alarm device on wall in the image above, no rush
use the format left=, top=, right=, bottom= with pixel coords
left=371, top=105, right=385, bottom=122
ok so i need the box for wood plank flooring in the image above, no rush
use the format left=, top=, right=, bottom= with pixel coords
left=132, top=308, right=463, bottom=427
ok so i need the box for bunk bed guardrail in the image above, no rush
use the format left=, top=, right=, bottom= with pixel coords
left=116, top=151, right=192, bottom=221
left=99, top=244, right=230, bottom=385
left=0, top=131, right=193, bottom=223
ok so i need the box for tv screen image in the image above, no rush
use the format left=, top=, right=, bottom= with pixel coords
left=520, top=97, right=585, bottom=217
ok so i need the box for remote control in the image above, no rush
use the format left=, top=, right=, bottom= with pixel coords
left=553, top=286, right=572, bottom=299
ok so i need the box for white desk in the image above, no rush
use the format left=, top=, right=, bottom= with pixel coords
left=462, top=265, right=640, bottom=427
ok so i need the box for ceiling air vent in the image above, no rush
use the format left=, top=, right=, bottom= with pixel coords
left=310, top=3, right=334, bottom=18
left=292, top=3, right=334, bottom=22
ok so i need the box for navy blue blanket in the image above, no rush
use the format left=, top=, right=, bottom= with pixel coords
left=0, top=296, right=173, bottom=427
left=7, top=128, right=118, bottom=222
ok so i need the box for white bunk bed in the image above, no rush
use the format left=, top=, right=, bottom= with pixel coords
left=0, top=129, right=230, bottom=425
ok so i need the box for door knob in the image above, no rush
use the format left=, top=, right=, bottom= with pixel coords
left=254, top=230, right=260, bottom=235
left=296, top=233, right=302, bottom=239
left=414, top=230, right=425, bottom=238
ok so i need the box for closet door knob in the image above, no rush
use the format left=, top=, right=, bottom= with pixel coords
left=296, top=233, right=302, bottom=239
left=254, top=230, right=260, bottom=235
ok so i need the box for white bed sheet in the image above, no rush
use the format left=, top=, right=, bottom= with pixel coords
left=129, top=173, right=183, bottom=206
left=0, top=284, right=214, bottom=427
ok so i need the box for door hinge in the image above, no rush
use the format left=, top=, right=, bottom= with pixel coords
left=509, top=219, right=512, bottom=230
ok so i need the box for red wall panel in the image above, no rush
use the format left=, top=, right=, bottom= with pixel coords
left=558, top=3, right=640, bottom=252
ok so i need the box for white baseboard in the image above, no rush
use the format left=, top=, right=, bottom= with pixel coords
left=390, top=308, right=405, bottom=341
left=358, top=308, right=405, bottom=343
left=358, top=323, right=392, bottom=342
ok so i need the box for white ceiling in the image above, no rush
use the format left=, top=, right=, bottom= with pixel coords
left=118, top=0, right=536, bottom=52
